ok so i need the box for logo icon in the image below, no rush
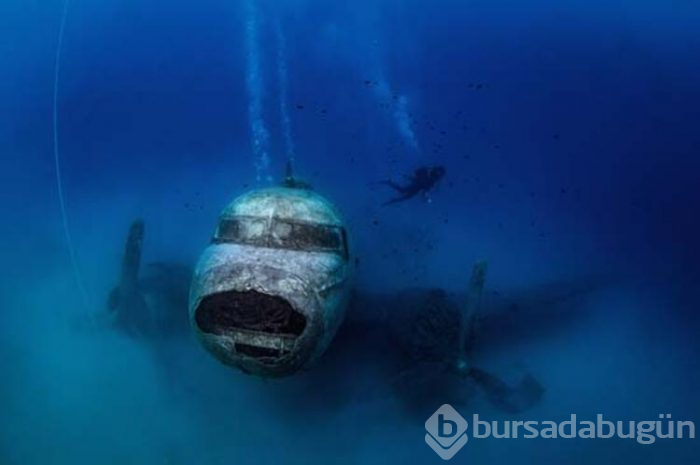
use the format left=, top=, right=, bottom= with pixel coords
left=425, top=404, right=469, bottom=460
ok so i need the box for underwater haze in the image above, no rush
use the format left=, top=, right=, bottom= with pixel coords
left=2, top=0, right=699, bottom=463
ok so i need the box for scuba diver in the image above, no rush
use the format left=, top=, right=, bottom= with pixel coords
left=381, top=165, right=446, bottom=205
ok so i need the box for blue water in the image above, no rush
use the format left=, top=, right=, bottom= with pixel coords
left=2, top=0, right=699, bottom=463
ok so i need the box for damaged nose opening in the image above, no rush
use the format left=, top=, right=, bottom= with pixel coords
left=190, top=187, right=352, bottom=376
left=195, top=290, right=307, bottom=361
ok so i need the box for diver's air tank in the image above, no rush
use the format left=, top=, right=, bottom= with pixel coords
left=189, top=186, right=351, bottom=377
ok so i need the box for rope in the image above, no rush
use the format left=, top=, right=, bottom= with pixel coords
left=53, top=0, right=91, bottom=311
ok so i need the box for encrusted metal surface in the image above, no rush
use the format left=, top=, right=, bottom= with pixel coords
left=189, top=187, right=352, bottom=377
left=221, top=187, right=344, bottom=226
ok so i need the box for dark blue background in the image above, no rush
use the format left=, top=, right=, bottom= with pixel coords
left=1, top=1, right=699, bottom=463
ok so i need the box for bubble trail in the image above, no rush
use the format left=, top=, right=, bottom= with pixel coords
left=373, top=71, right=420, bottom=152
left=274, top=17, right=295, bottom=166
left=244, top=0, right=271, bottom=182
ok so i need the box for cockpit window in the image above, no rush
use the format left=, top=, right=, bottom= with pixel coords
left=214, top=215, right=349, bottom=259
left=216, top=216, right=267, bottom=245
left=270, top=219, right=341, bottom=250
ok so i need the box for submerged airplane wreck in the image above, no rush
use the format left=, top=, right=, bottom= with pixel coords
left=190, top=186, right=352, bottom=377
left=107, top=182, right=601, bottom=414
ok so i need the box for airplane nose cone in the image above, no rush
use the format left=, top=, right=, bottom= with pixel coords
left=191, top=262, right=323, bottom=377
